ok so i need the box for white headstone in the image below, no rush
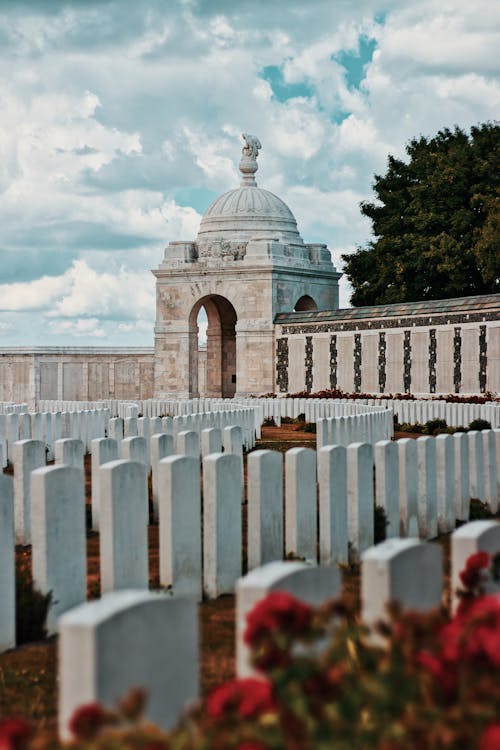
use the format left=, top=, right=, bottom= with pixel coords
left=158, top=455, right=201, bottom=599
left=347, top=443, right=374, bottom=561
left=236, top=561, right=341, bottom=677
left=318, top=444, right=348, bottom=564
left=13, top=439, right=46, bottom=544
left=91, top=438, right=119, bottom=531
left=397, top=438, right=419, bottom=537
left=0, top=475, right=15, bottom=651
left=453, top=432, right=470, bottom=521
left=203, top=453, right=242, bottom=597
left=177, top=430, right=200, bottom=458
left=362, top=538, right=442, bottom=629
left=285, top=447, right=317, bottom=563
left=59, top=591, right=198, bottom=738
left=201, top=427, right=222, bottom=458
left=99, top=460, right=149, bottom=593
left=482, top=431, right=498, bottom=513
left=374, top=440, right=399, bottom=538
left=151, top=432, right=174, bottom=522
left=108, top=417, right=124, bottom=442
left=451, top=520, right=500, bottom=611
left=31, top=465, right=87, bottom=634
left=434, top=433, right=456, bottom=533
left=416, top=436, right=438, bottom=539
left=121, top=436, right=148, bottom=466
left=55, top=438, right=84, bottom=470
left=247, top=450, right=283, bottom=570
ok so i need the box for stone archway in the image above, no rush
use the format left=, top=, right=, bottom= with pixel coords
left=190, top=295, right=237, bottom=398
left=294, top=294, right=318, bottom=312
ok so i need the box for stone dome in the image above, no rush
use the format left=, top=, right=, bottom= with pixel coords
left=197, top=133, right=304, bottom=245
left=197, top=186, right=303, bottom=244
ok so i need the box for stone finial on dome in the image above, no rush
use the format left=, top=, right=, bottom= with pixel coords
left=239, top=133, right=261, bottom=186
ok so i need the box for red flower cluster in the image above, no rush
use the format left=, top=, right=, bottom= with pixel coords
left=419, top=594, right=500, bottom=699
left=244, top=592, right=313, bottom=647
left=459, top=551, right=490, bottom=589
left=480, top=723, right=500, bottom=750
left=0, top=719, right=32, bottom=750
left=207, top=678, right=275, bottom=720
left=69, top=702, right=110, bottom=740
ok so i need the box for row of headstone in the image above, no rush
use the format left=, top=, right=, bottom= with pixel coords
left=0, top=409, right=110, bottom=462
left=56, top=518, right=500, bottom=738
left=8, top=422, right=500, bottom=586
left=316, top=410, right=393, bottom=448
left=0, top=402, right=28, bottom=415
left=108, top=412, right=252, bottom=457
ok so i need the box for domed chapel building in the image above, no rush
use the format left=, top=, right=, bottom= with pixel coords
left=153, top=134, right=341, bottom=398
left=1, top=134, right=499, bottom=405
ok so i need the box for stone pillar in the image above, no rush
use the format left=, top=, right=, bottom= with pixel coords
left=234, top=322, right=275, bottom=397
left=154, top=323, right=198, bottom=399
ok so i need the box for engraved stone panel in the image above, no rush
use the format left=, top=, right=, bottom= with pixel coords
left=386, top=332, right=404, bottom=393
left=312, top=336, right=329, bottom=393
left=436, top=329, right=454, bottom=394
left=62, top=364, right=84, bottom=401
left=337, top=335, right=354, bottom=392
left=88, top=363, right=110, bottom=401
left=360, top=333, right=378, bottom=393
left=40, top=363, right=58, bottom=400
left=461, top=327, right=480, bottom=393
left=287, top=337, right=306, bottom=393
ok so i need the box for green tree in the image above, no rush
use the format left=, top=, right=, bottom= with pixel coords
left=342, top=122, right=500, bottom=306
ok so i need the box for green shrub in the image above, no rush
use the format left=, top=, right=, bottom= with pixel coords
left=299, top=422, right=316, bottom=433
left=15, top=556, right=51, bottom=645
left=374, top=505, right=388, bottom=543
left=469, top=498, right=494, bottom=520
left=468, top=418, right=491, bottom=431
left=424, top=418, right=447, bottom=435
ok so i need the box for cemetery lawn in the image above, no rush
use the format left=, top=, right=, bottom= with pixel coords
left=0, top=425, right=451, bottom=730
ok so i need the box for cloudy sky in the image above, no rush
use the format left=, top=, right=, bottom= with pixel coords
left=0, top=0, right=498, bottom=346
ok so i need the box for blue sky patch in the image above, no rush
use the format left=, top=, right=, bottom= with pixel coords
left=174, top=186, right=218, bottom=214
left=259, top=64, right=315, bottom=102
left=335, top=35, right=377, bottom=90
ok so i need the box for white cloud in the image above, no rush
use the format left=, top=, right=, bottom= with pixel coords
left=0, top=0, right=498, bottom=343
left=48, top=317, right=106, bottom=338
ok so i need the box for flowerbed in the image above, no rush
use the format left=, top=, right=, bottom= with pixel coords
left=2, top=553, right=499, bottom=750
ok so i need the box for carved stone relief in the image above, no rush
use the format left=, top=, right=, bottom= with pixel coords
left=353, top=334, right=362, bottom=393
left=378, top=331, right=387, bottom=394
left=305, top=336, right=313, bottom=393
left=197, top=239, right=247, bottom=261
left=329, top=335, right=338, bottom=390
left=276, top=337, right=289, bottom=393
left=403, top=331, right=412, bottom=394
left=453, top=327, right=461, bottom=394
left=479, top=325, right=487, bottom=393
left=429, top=329, right=437, bottom=394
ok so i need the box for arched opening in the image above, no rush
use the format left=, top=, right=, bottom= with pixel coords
left=190, top=295, right=237, bottom=398
left=294, top=295, right=318, bottom=312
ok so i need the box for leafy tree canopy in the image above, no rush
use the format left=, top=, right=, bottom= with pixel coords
left=342, top=122, right=500, bottom=306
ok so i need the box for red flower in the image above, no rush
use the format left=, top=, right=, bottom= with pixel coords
left=442, top=594, right=500, bottom=667
left=0, top=719, right=32, bottom=750
left=244, top=592, right=313, bottom=647
left=459, top=551, right=490, bottom=589
left=207, top=678, right=275, bottom=720
left=417, top=652, right=456, bottom=697
left=480, top=724, right=500, bottom=750
left=69, top=702, right=109, bottom=740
